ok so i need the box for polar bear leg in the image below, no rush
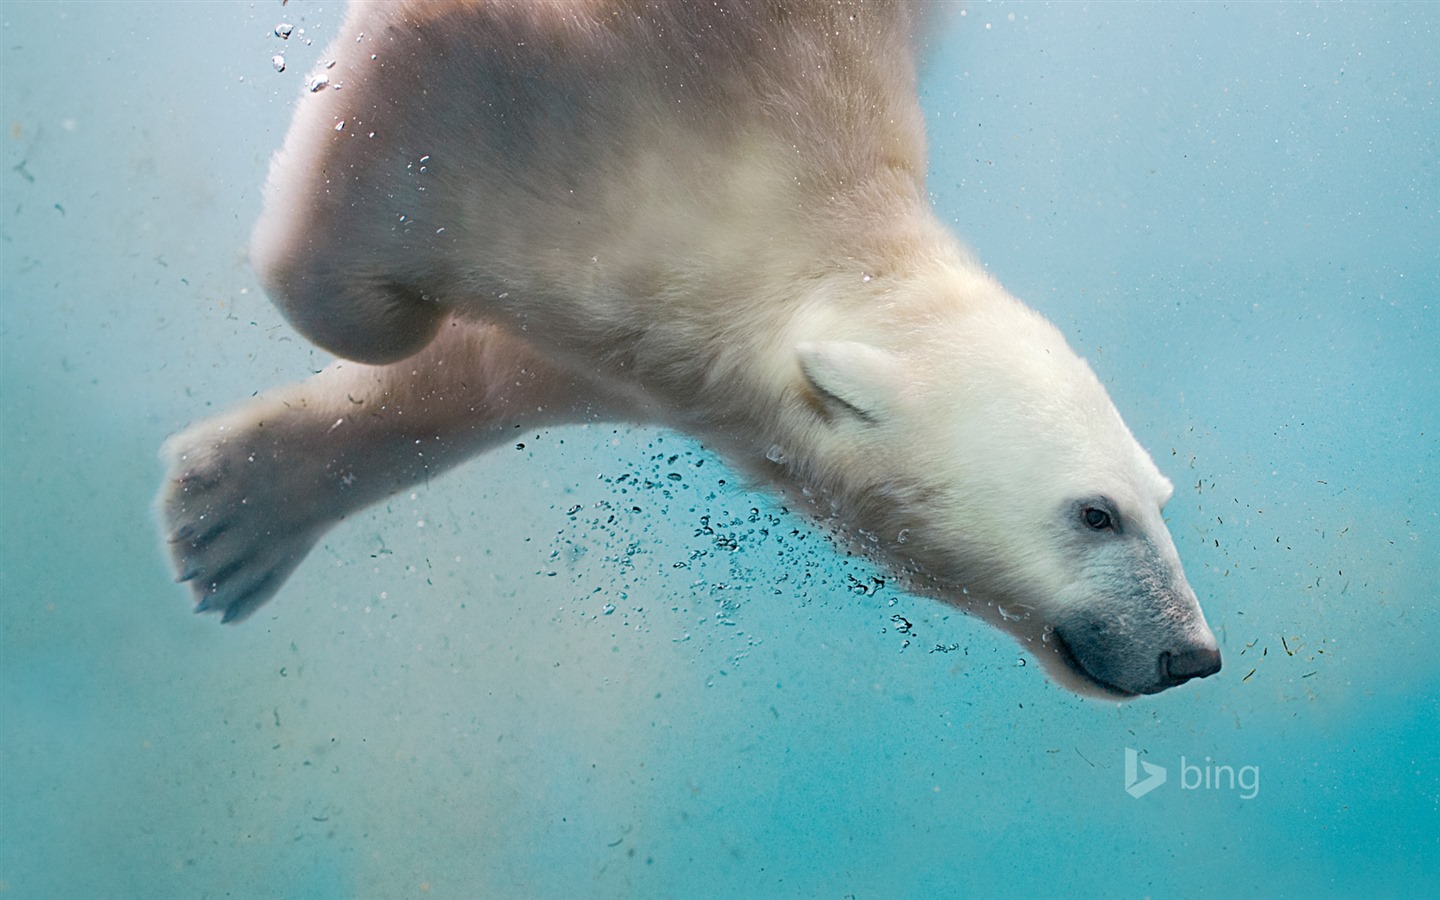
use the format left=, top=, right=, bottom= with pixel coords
left=271, top=274, right=448, bottom=367
left=158, top=317, right=639, bottom=622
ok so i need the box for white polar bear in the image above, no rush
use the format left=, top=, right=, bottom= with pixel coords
left=158, top=1, right=1221, bottom=699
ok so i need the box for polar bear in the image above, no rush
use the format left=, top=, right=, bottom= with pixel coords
left=158, top=0, right=1220, bottom=699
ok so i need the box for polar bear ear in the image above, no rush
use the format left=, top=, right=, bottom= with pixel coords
left=796, top=341, right=905, bottom=423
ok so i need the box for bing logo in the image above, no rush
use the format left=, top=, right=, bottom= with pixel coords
left=1123, top=748, right=1260, bottom=800
left=1124, top=747, right=1167, bottom=798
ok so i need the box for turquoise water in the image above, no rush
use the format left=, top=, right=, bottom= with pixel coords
left=1, top=2, right=1435, bottom=897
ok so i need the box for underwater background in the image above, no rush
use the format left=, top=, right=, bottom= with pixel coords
left=1, top=1, right=1436, bottom=897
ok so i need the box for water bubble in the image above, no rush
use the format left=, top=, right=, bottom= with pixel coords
left=307, top=74, right=329, bottom=92
left=334, top=120, right=345, bottom=132
left=602, top=603, right=616, bottom=616
left=271, top=54, right=286, bottom=73
left=896, top=528, right=910, bottom=543
left=765, top=444, right=786, bottom=464
left=274, top=22, right=293, bottom=39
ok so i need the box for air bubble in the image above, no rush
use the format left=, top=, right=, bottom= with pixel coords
left=765, top=444, right=786, bottom=463
left=308, top=74, right=329, bottom=92
left=274, top=22, right=293, bottom=39
left=271, top=54, right=286, bottom=73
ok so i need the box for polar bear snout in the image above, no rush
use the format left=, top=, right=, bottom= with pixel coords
left=1157, top=645, right=1223, bottom=690
left=1051, top=618, right=1221, bottom=698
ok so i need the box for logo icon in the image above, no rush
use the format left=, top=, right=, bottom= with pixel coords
left=1124, top=747, right=1167, bottom=798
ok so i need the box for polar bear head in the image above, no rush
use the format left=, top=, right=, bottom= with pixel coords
left=789, top=267, right=1221, bottom=699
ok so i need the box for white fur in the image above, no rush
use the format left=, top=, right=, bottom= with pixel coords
left=159, top=1, right=1218, bottom=698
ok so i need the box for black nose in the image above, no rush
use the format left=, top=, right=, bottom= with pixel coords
left=1158, top=646, right=1222, bottom=688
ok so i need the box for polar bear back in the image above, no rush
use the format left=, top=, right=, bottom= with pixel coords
left=250, top=1, right=935, bottom=374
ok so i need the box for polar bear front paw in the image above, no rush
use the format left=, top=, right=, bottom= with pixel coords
left=158, top=415, right=324, bottom=623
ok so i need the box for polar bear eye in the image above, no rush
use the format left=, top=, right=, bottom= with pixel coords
left=1082, top=507, right=1113, bottom=531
